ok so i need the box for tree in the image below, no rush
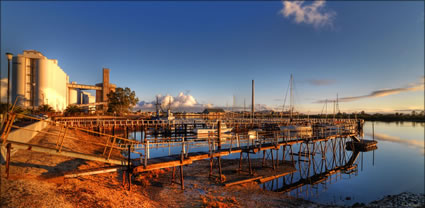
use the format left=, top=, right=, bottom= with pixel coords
left=64, top=105, right=83, bottom=116
left=107, top=87, right=139, bottom=115
left=37, top=104, right=55, bottom=114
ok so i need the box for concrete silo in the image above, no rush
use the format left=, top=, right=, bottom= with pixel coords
left=11, top=56, right=27, bottom=106
left=11, top=50, right=69, bottom=112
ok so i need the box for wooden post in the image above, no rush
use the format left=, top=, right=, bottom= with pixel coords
left=238, top=152, right=242, bottom=173
left=134, top=128, right=137, bottom=141
left=217, top=121, right=221, bottom=149
left=144, top=141, right=148, bottom=167
left=144, top=127, right=147, bottom=143
left=180, top=145, right=184, bottom=190
left=180, top=165, right=184, bottom=190
left=276, top=147, right=279, bottom=168
left=209, top=156, right=213, bottom=178
left=107, top=136, right=116, bottom=160
left=172, top=166, right=176, bottom=183
left=218, top=156, right=222, bottom=182
left=127, top=145, right=131, bottom=191
left=6, top=143, right=11, bottom=179
left=230, top=135, right=233, bottom=152
left=237, top=134, right=240, bottom=148
left=122, top=170, right=126, bottom=187
left=247, top=151, right=252, bottom=175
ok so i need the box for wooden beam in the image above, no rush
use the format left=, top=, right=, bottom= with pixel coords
left=64, top=166, right=123, bottom=178
left=223, top=176, right=262, bottom=187
left=2, top=141, right=126, bottom=165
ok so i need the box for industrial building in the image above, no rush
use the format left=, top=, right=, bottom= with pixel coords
left=11, top=50, right=115, bottom=112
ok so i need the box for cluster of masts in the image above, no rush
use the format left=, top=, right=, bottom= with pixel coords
left=155, top=96, right=173, bottom=120
left=152, top=74, right=343, bottom=120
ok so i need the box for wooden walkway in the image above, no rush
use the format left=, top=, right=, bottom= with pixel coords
left=131, top=133, right=358, bottom=173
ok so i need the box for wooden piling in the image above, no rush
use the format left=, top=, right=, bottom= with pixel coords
left=6, top=143, right=11, bottom=179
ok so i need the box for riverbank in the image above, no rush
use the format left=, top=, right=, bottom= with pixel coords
left=1, top=125, right=423, bottom=207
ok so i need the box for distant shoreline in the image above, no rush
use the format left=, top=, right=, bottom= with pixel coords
left=363, top=119, right=425, bottom=122
left=306, top=113, right=425, bottom=122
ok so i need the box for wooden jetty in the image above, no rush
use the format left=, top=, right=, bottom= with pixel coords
left=1, top=112, right=375, bottom=191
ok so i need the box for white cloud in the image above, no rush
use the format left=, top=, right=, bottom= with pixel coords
left=280, top=0, right=335, bottom=29
left=136, top=92, right=212, bottom=112
left=316, top=77, right=425, bottom=103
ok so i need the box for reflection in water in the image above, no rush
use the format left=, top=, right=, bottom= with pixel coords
left=262, top=138, right=363, bottom=203
left=366, top=132, right=424, bottom=155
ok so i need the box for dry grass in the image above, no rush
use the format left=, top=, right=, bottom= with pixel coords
left=200, top=195, right=240, bottom=208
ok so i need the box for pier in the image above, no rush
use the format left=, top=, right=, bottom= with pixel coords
left=1, top=112, right=376, bottom=191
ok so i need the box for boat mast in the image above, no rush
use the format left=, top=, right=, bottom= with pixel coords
left=155, top=96, right=161, bottom=118
left=243, top=98, right=246, bottom=119
left=232, top=95, right=235, bottom=119
left=325, top=99, right=328, bottom=119
left=336, top=93, right=340, bottom=115
left=289, top=74, right=293, bottom=120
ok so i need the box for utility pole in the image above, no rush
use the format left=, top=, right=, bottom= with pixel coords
left=243, top=98, right=246, bottom=119
left=6, top=53, right=13, bottom=111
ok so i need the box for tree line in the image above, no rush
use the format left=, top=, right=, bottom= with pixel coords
left=308, top=111, right=424, bottom=122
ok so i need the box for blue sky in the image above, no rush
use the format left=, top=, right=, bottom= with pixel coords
left=1, top=1, right=424, bottom=113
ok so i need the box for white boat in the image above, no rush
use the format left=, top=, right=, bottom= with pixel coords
left=194, top=123, right=233, bottom=135
left=280, top=125, right=313, bottom=132
left=248, top=129, right=262, bottom=139
left=280, top=125, right=313, bottom=137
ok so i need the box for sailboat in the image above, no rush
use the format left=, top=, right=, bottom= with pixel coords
left=279, top=74, right=313, bottom=136
left=154, top=96, right=175, bottom=121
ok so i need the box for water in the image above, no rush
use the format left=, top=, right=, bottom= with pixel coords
left=282, top=121, right=425, bottom=206
left=129, top=121, right=424, bottom=206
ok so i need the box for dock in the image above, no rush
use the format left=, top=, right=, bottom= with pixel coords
left=1, top=112, right=376, bottom=191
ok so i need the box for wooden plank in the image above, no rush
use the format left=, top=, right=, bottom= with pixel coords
left=258, top=170, right=297, bottom=183
left=223, top=176, right=262, bottom=187
left=3, top=141, right=126, bottom=165
left=133, top=159, right=192, bottom=173
left=64, top=166, right=122, bottom=178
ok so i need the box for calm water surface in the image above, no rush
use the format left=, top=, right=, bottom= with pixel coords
left=303, top=121, right=424, bottom=205
left=131, top=121, right=424, bottom=206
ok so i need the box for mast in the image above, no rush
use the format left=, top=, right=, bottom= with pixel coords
left=289, top=74, right=293, bottom=119
left=168, top=96, right=171, bottom=117
left=155, top=96, right=160, bottom=118
left=244, top=98, right=246, bottom=119
left=336, top=93, right=340, bottom=114
left=325, top=99, right=328, bottom=119
left=168, top=97, right=171, bottom=111
left=232, top=95, right=235, bottom=118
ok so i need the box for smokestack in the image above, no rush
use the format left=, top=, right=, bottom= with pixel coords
left=252, top=80, right=255, bottom=120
